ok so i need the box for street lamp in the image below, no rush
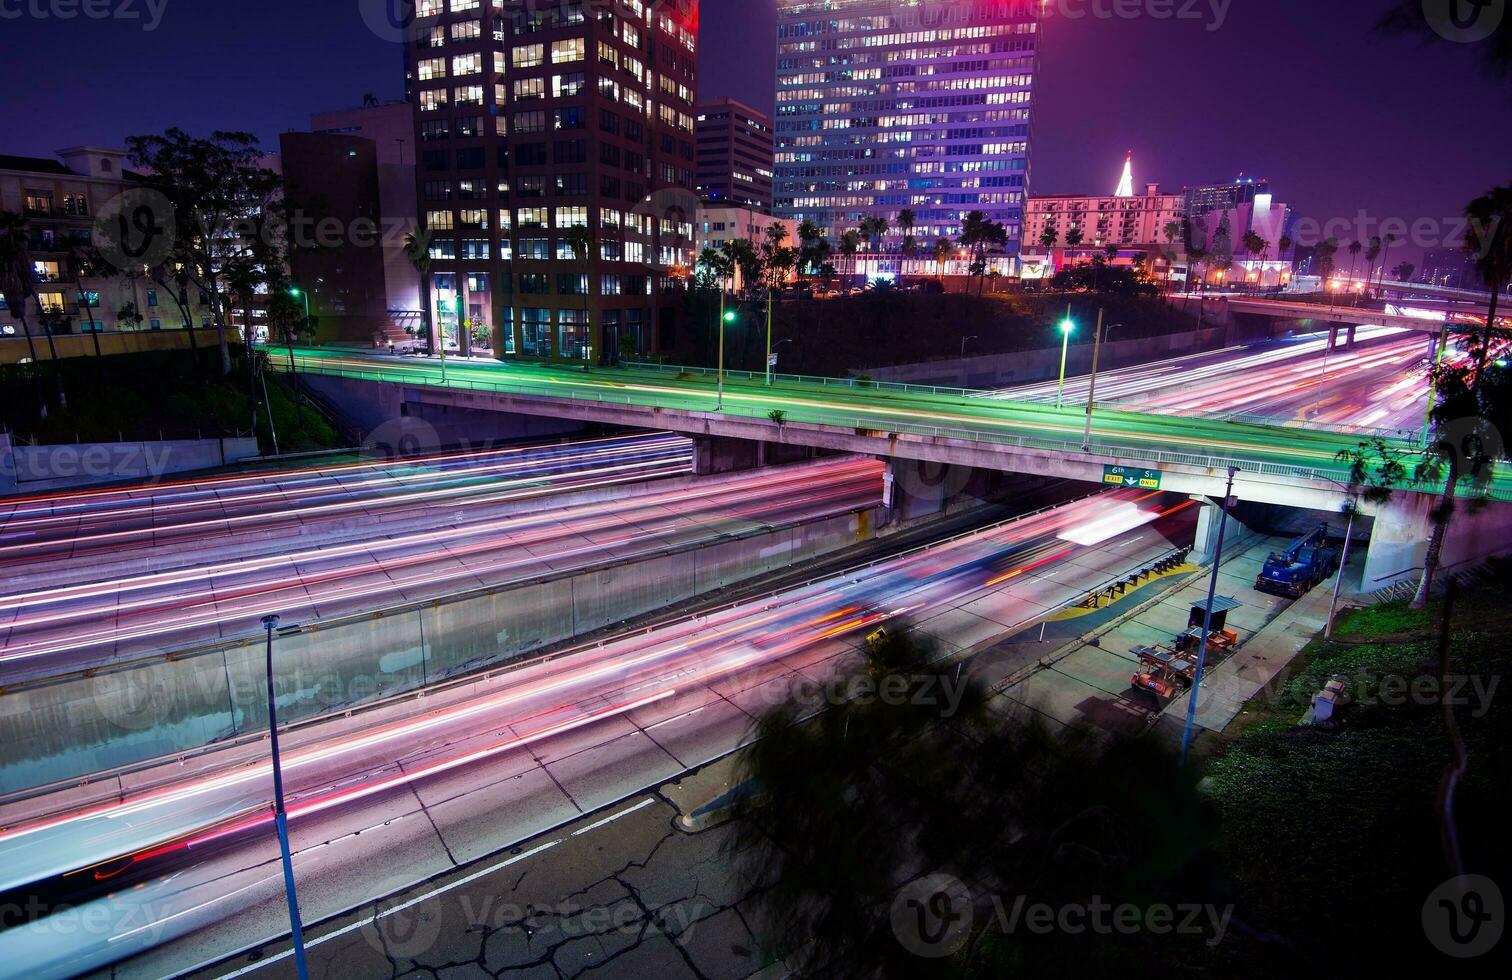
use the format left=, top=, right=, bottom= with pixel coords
left=1082, top=313, right=1122, bottom=451
left=262, top=614, right=310, bottom=980
left=1180, top=466, right=1238, bottom=767
left=716, top=305, right=737, bottom=410
left=960, top=334, right=979, bottom=359
left=1056, top=311, right=1075, bottom=409
left=288, top=286, right=309, bottom=323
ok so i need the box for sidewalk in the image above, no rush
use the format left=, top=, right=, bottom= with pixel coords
left=986, top=530, right=1297, bottom=737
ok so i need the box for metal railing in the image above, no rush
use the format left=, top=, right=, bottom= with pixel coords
left=275, top=353, right=1512, bottom=502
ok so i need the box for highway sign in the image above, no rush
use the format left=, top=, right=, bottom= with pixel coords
left=1103, top=465, right=1162, bottom=490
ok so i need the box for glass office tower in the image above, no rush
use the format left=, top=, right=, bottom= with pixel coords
left=773, top=0, right=1040, bottom=255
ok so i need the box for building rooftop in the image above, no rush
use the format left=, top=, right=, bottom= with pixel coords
left=0, top=154, right=74, bottom=176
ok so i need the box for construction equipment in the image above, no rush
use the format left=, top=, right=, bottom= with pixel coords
left=1130, top=645, right=1196, bottom=700
left=1255, top=524, right=1340, bottom=597
left=1129, top=597, right=1243, bottom=702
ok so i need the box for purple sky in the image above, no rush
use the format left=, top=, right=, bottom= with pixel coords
left=0, top=0, right=1504, bottom=263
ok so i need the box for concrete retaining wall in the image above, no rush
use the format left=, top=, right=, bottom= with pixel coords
left=0, top=434, right=260, bottom=494
left=0, top=507, right=877, bottom=791
left=302, top=372, right=587, bottom=451
left=1362, top=492, right=1512, bottom=591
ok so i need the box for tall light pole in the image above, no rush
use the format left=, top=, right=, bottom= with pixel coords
left=1325, top=498, right=1358, bottom=641
left=262, top=615, right=310, bottom=980
left=1180, top=466, right=1238, bottom=766
left=960, top=334, right=978, bottom=359
left=1056, top=310, right=1075, bottom=409
left=289, top=286, right=310, bottom=323
left=764, top=285, right=776, bottom=387
left=716, top=301, right=735, bottom=411
left=1081, top=309, right=1107, bottom=450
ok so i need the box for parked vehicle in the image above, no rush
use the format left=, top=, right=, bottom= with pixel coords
left=1255, top=524, right=1340, bottom=597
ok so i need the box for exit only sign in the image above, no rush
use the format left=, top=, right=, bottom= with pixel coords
left=1104, top=465, right=1162, bottom=490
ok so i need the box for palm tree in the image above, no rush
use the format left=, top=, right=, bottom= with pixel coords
left=1346, top=238, right=1363, bottom=299
left=933, top=237, right=952, bottom=280
left=1039, top=225, right=1059, bottom=251
left=1064, top=226, right=1085, bottom=250
left=59, top=232, right=105, bottom=362
left=1376, top=232, right=1398, bottom=295
left=839, top=229, right=860, bottom=256
left=0, top=210, right=50, bottom=419
left=1242, top=231, right=1268, bottom=291
left=402, top=229, right=435, bottom=355
left=896, top=208, right=916, bottom=261
left=858, top=215, right=889, bottom=254
left=1464, top=184, right=1512, bottom=386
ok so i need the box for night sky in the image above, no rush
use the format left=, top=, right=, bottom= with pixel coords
left=0, top=0, right=1505, bottom=262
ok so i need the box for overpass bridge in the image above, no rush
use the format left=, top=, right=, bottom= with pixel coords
left=277, top=348, right=1510, bottom=513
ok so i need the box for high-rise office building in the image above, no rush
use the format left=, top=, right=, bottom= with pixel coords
left=1182, top=176, right=1269, bottom=223
left=695, top=98, right=775, bottom=210
left=403, top=0, right=700, bottom=363
left=772, top=0, right=1040, bottom=254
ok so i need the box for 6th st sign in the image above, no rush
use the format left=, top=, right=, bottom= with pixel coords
left=1103, top=465, right=1162, bottom=490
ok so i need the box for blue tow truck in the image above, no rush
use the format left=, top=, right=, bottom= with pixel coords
left=1255, top=524, right=1340, bottom=597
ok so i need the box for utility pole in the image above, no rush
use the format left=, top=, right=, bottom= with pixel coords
left=262, top=615, right=309, bottom=980
left=1180, top=466, right=1238, bottom=766
left=1082, top=308, right=1105, bottom=450
left=1325, top=499, right=1358, bottom=641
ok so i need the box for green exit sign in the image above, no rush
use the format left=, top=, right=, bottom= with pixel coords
left=1103, top=465, right=1162, bottom=490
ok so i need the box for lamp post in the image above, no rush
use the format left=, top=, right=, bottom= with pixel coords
left=1180, top=466, right=1238, bottom=766
left=262, top=615, right=310, bottom=980
left=288, top=286, right=310, bottom=323
left=1056, top=308, right=1074, bottom=409
left=1325, top=498, right=1358, bottom=641
left=1082, top=310, right=1114, bottom=451
left=716, top=300, right=735, bottom=411
left=960, top=334, right=978, bottom=359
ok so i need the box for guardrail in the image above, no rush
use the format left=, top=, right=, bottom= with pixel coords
left=0, top=485, right=1120, bottom=808
left=274, top=354, right=1512, bottom=503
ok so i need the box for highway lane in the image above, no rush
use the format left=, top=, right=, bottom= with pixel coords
left=270, top=347, right=1512, bottom=500
left=0, top=432, right=693, bottom=567
left=0, top=489, right=1195, bottom=979
left=0, top=455, right=882, bottom=685
left=988, top=327, right=1433, bottom=434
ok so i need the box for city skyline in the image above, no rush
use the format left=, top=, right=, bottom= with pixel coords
left=0, top=0, right=1505, bottom=265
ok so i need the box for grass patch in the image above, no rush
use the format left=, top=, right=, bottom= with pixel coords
left=2, top=347, right=345, bottom=455
left=1193, top=577, right=1512, bottom=972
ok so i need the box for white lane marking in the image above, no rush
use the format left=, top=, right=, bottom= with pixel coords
left=211, top=838, right=562, bottom=979
left=570, top=796, right=656, bottom=837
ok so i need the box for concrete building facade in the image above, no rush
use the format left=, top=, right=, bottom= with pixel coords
left=403, top=0, right=701, bottom=363
left=695, top=97, right=775, bottom=210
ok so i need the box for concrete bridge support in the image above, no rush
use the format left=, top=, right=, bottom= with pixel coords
left=0, top=432, right=14, bottom=495
left=1325, top=322, right=1358, bottom=351
left=881, top=457, right=1018, bottom=525
left=690, top=435, right=822, bottom=475
left=1361, top=493, right=1512, bottom=593
left=1190, top=494, right=1256, bottom=565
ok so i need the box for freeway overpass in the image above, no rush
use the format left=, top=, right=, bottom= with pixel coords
left=277, top=347, right=1510, bottom=517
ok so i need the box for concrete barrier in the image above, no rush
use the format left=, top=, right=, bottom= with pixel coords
left=3, top=437, right=260, bottom=493
left=0, top=507, right=878, bottom=791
